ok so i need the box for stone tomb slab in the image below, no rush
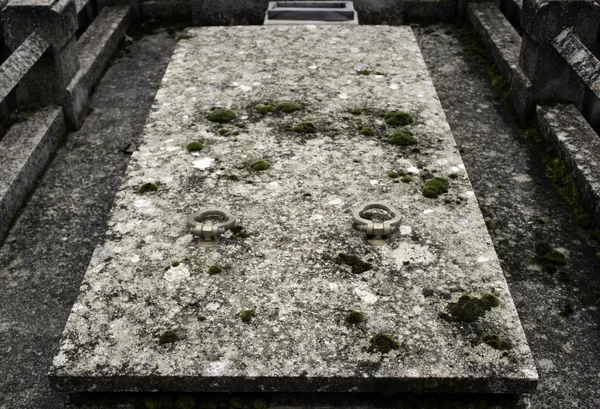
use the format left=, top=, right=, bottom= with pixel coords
left=50, top=26, right=538, bottom=393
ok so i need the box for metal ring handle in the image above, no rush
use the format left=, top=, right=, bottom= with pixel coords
left=187, top=208, right=236, bottom=240
left=352, top=202, right=401, bottom=236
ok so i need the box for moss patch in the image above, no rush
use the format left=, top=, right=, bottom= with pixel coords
left=401, top=177, right=412, bottom=183
left=285, top=122, right=317, bottom=133
left=546, top=249, right=567, bottom=266
left=388, top=171, right=399, bottom=179
left=345, top=310, right=367, bottom=324
left=171, top=260, right=180, bottom=268
left=440, top=293, right=500, bottom=323
left=253, top=399, right=268, bottom=409
left=230, top=396, right=244, bottom=409
left=256, top=105, right=276, bottom=114
left=240, top=310, right=255, bottom=323
left=158, top=329, right=178, bottom=345
left=483, top=334, right=512, bottom=350
left=139, top=182, right=159, bottom=193
left=230, top=225, right=250, bottom=239
left=251, top=160, right=270, bottom=171
left=368, top=333, right=400, bottom=353
left=207, top=108, right=235, bottom=123
left=186, top=141, right=204, bottom=151
left=276, top=101, right=300, bottom=113
left=176, top=34, right=193, bottom=41
left=382, top=111, right=413, bottom=126
left=485, top=218, right=496, bottom=230
left=421, top=177, right=449, bottom=199
left=358, top=69, right=371, bottom=75
left=335, top=253, right=372, bottom=274
left=448, top=173, right=458, bottom=179
left=361, top=127, right=374, bottom=136
left=208, top=264, right=222, bottom=275
left=388, top=130, right=417, bottom=146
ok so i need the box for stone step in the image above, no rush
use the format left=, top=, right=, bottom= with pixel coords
left=49, top=25, right=537, bottom=397
left=0, top=106, right=66, bottom=243
left=66, top=6, right=131, bottom=129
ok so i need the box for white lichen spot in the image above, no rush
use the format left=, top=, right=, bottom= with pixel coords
left=423, top=209, right=434, bottom=215
left=134, top=199, right=151, bottom=208
left=465, top=191, right=475, bottom=197
left=193, top=157, right=214, bottom=169
left=338, top=93, right=349, bottom=99
left=328, top=198, right=343, bottom=206
left=407, top=166, right=419, bottom=174
left=239, top=85, right=252, bottom=92
left=207, top=360, right=230, bottom=375
left=206, top=302, right=220, bottom=311
left=477, top=256, right=490, bottom=263
left=370, top=179, right=379, bottom=185
left=131, top=255, right=140, bottom=263
left=354, top=287, right=377, bottom=304
left=164, top=266, right=190, bottom=282
left=350, top=47, right=361, bottom=53
left=241, top=115, right=249, bottom=120
left=436, top=159, right=448, bottom=165
left=309, top=64, right=317, bottom=70
left=310, top=214, right=324, bottom=220
left=399, top=225, right=412, bottom=235
left=454, top=218, right=470, bottom=228
left=451, top=166, right=460, bottom=172
left=389, top=83, right=399, bottom=90
left=166, top=146, right=179, bottom=152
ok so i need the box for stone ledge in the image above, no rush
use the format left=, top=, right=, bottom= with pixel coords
left=65, top=5, right=130, bottom=129
left=536, top=104, right=600, bottom=227
left=0, top=106, right=65, bottom=243
left=467, top=2, right=521, bottom=84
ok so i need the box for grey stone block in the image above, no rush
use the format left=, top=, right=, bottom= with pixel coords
left=0, top=31, right=48, bottom=103
left=65, top=5, right=130, bottom=129
left=467, top=2, right=521, bottom=84
left=0, top=106, right=65, bottom=243
left=98, top=0, right=139, bottom=19
left=138, top=0, right=191, bottom=22
left=1, top=0, right=78, bottom=49
left=509, top=66, right=534, bottom=123
left=537, top=104, right=600, bottom=227
left=404, top=0, right=456, bottom=23
left=521, top=0, right=600, bottom=47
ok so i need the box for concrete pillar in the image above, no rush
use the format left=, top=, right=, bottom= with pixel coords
left=1, top=0, right=79, bottom=107
left=516, top=0, right=600, bottom=118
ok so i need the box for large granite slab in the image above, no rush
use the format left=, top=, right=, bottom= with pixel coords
left=49, top=25, right=538, bottom=394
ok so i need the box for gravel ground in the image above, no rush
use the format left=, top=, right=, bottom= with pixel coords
left=414, top=23, right=600, bottom=409
left=1, top=21, right=599, bottom=409
left=0, top=27, right=177, bottom=409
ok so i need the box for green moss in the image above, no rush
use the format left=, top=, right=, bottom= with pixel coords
left=285, top=122, right=317, bottom=133
left=523, top=127, right=541, bottom=144
left=534, top=217, right=546, bottom=225
left=383, top=111, right=413, bottom=126
left=401, top=177, right=412, bottom=183
left=345, top=310, right=367, bottom=324
left=485, top=218, right=495, bottom=230
left=360, top=127, right=374, bottom=136
left=176, top=34, right=193, bottom=41
left=207, top=108, right=236, bottom=123
left=558, top=271, right=571, bottom=282
left=229, top=174, right=240, bottom=181
left=198, top=315, right=207, bottom=321
left=171, top=260, right=180, bottom=268
left=256, top=105, right=276, bottom=114
left=145, top=396, right=174, bottom=409
left=358, top=69, right=371, bottom=75
left=230, top=396, right=244, bottom=409
left=201, top=400, right=217, bottom=409
left=253, top=399, right=268, bottom=409
left=546, top=249, right=567, bottom=266
left=276, top=101, right=300, bottom=113
left=175, top=395, right=196, bottom=409
left=349, top=108, right=363, bottom=115
left=388, top=130, right=417, bottom=146
left=368, top=333, right=400, bottom=353
left=208, top=264, right=222, bottom=275
left=139, top=182, right=159, bottom=193
left=230, top=225, right=250, bottom=239
left=440, top=293, right=500, bottom=323
left=448, top=173, right=458, bottom=179
left=335, top=253, right=372, bottom=274
left=232, top=131, right=240, bottom=136
left=186, top=141, right=204, bottom=151
left=374, top=71, right=384, bottom=75
left=421, top=177, right=449, bottom=199
left=388, top=171, right=399, bottom=179
left=560, top=304, right=574, bottom=317
left=482, top=334, right=512, bottom=350
left=219, top=128, right=229, bottom=135
left=251, top=160, right=270, bottom=171
left=596, top=251, right=600, bottom=260
left=240, top=310, right=255, bottom=323
left=576, top=213, right=592, bottom=229
left=158, top=330, right=178, bottom=345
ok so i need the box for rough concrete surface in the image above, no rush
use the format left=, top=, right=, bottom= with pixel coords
left=50, top=25, right=535, bottom=394
left=415, top=24, right=600, bottom=409
left=0, top=28, right=176, bottom=409
left=0, top=19, right=599, bottom=409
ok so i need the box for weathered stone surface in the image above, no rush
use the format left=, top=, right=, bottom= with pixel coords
left=191, top=0, right=404, bottom=26
left=1, top=0, right=78, bottom=49
left=65, top=5, right=130, bottom=128
left=404, top=0, right=456, bottom=23
left=0, top=31, right=48, bottom=103
left=0, top=106, right=65, bottom=243
left=521, top=0, right=600, bottom=47
left=50, top=25, right=537, bottom=394
left=138, top=0, right=192, bottom=22
left=468, top=2, right=521, bottom=84
left=537, top=104, right=600, bottom=227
